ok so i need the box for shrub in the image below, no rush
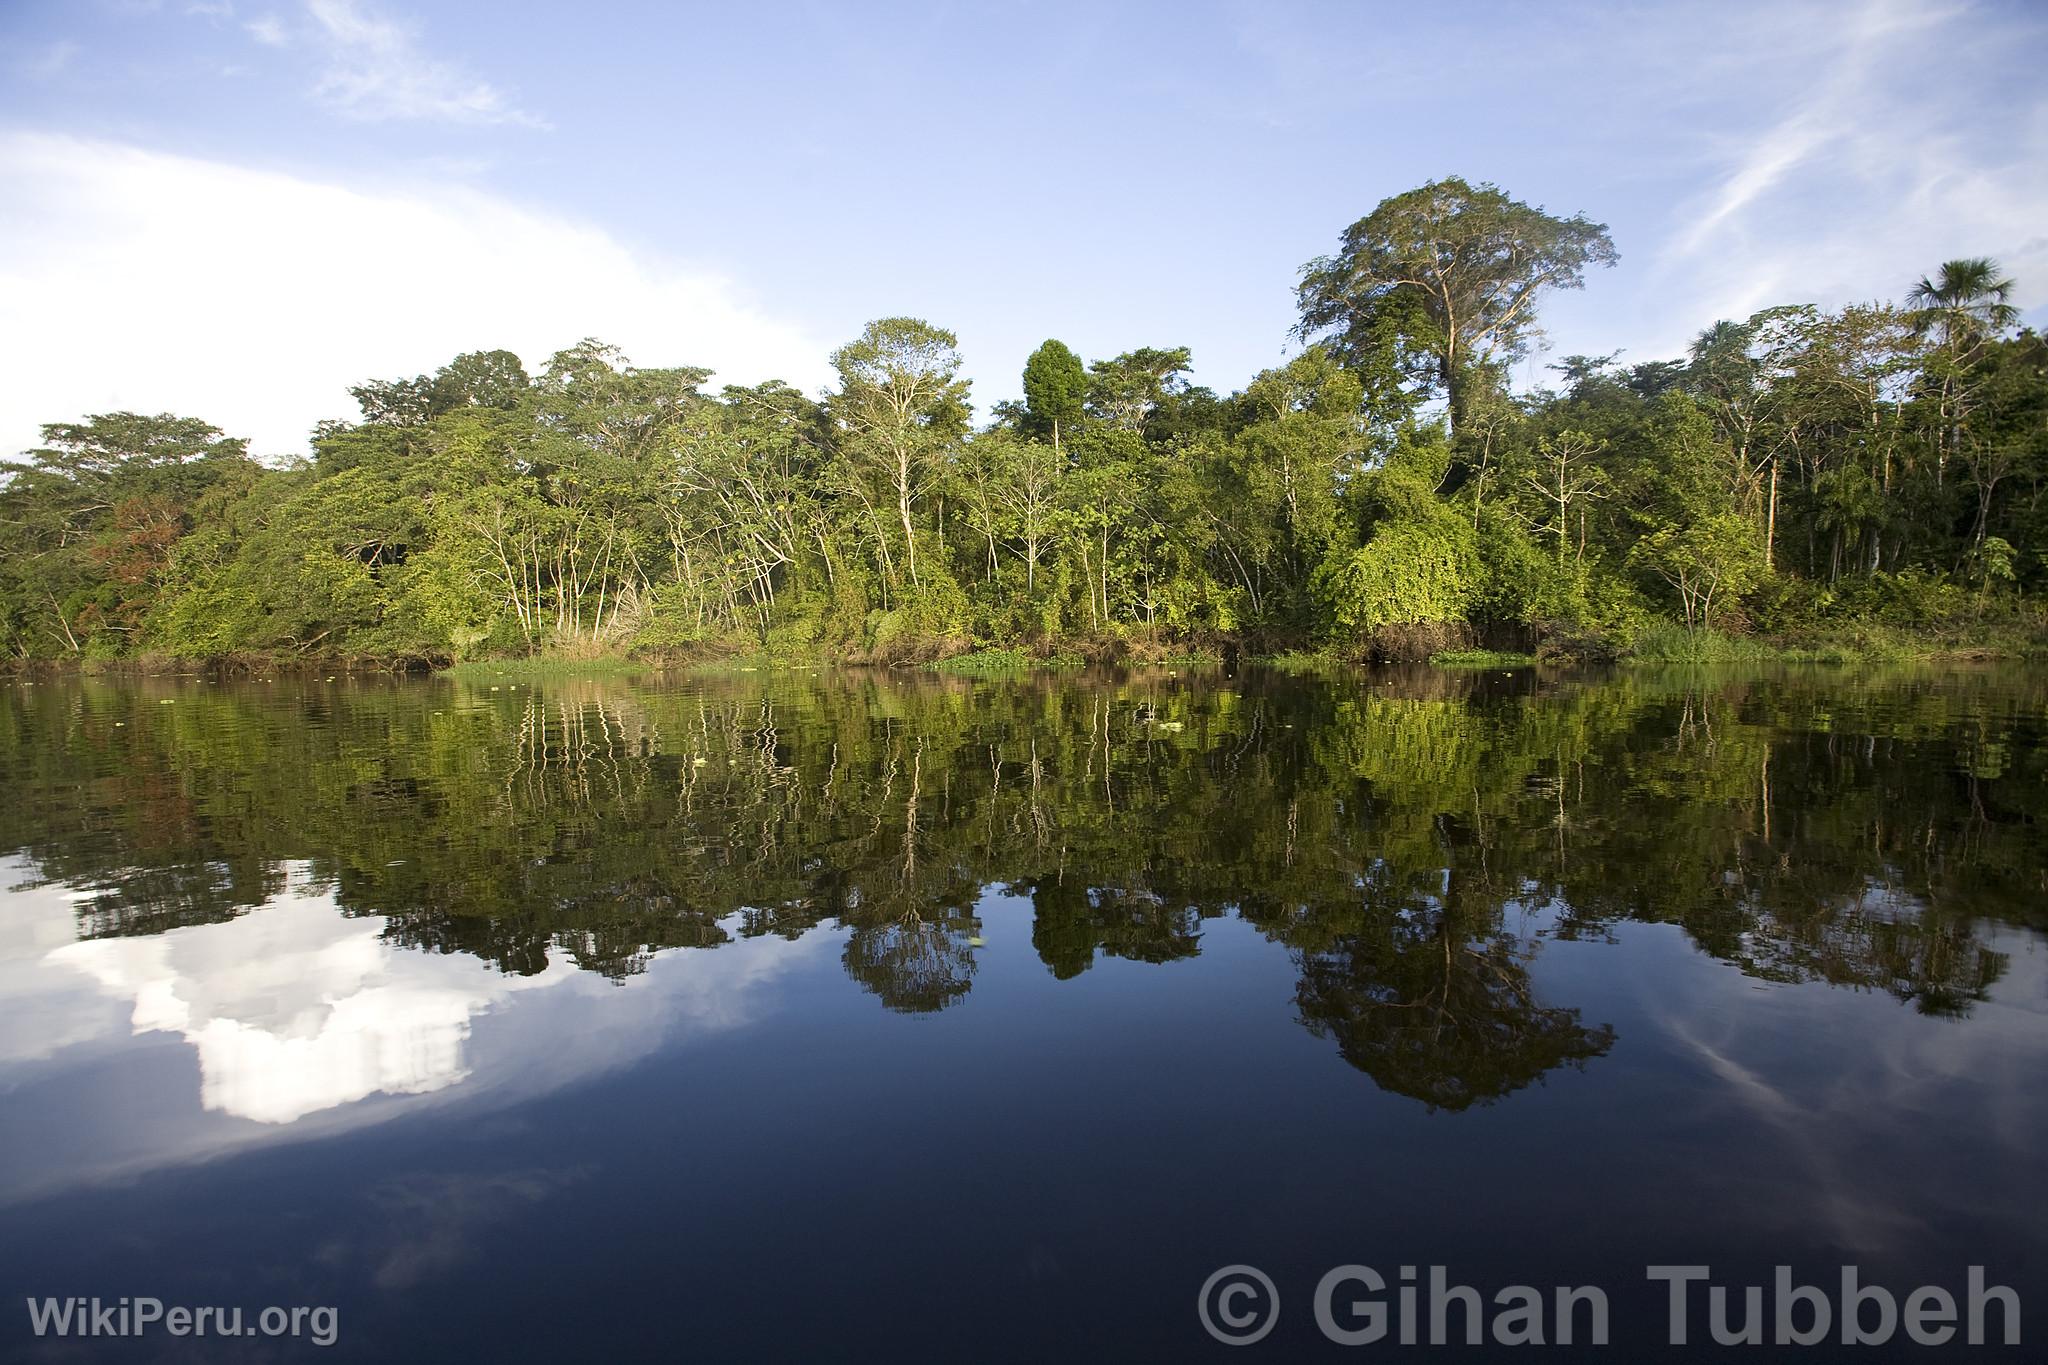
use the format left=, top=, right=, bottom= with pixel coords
left=1313, top=512, right=1479, bottom=636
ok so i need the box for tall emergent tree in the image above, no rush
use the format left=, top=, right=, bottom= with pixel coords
left=829, top=318, right=970, bottom=589
left=1020, top=339, right=1086, bottom=458
left=1296, top=177, right=1617, bottom=430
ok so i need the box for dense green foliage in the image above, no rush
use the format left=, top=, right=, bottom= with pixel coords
left=3, top=181, right=2043, bottom=667
left=4, top=667, right=2039, bottom=1107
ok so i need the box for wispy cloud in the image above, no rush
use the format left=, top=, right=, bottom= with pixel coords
left=244, top=13, right=287, bottom=46
left=1527, top=0, right=2048, bottom=374
left=1668, top=0, right=1956, bottom=261
left=303, top=0, right=546, bottom=128
left=0, top=134, right=831, bottom=459
left=16, top=40, right=80, bottom=80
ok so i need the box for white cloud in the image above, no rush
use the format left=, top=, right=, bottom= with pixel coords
left=0, top=853, right=836, bottom=1199
left=0, top=879, right=123, bottom=1066
left=51, top=882, right=582, bottom=1124
left=0, top=133, right=833, bottom=458
left=304, top=0, right=544, bottom=128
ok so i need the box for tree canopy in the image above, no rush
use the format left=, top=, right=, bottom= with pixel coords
left=2, top=179, right=2041, bottom=669
left=1296, top=177, right=1618, bottom=430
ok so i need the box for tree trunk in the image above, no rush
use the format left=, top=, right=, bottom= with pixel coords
left=1764, top=459, right=1778, bottom=573
left=898, top=487, right=919, bottom=587
left=1100, top=528, right=1110, bottom=622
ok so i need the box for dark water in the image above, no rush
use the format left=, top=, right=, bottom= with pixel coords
left=1, top=665, right=2043, bottom=1362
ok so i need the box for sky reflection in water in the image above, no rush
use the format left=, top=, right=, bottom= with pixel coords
left=0, top=666, right=2043, bottom=1360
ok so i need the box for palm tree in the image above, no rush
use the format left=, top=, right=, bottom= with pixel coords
left=1905, top=258, right=2018, bottom=483
left=1907, top=257, right=2019, bottom=354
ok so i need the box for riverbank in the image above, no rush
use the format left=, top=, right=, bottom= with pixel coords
left=1615, top=619, right=2048, bottom=665
left=448, top=621, right=2046, bottom=678
left=8, top=615, right=2045, bottom=680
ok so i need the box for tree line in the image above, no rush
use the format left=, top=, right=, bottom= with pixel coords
left=3, top=177, right=2042, bottom=665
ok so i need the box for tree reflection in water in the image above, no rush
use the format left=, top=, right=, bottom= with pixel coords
left=1, top=663, right=2039, bottom=1108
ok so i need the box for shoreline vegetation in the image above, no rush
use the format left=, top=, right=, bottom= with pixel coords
left=6, top=179, right=2045, bottom=682
left=10, top=616, right=2042, bottom=685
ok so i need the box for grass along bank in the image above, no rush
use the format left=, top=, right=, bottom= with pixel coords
left=1620, top=620, right=2048, bottom=665
left=440, top=656, right=665, bottom=682
left=1428, top=649, right=1540, bottom=668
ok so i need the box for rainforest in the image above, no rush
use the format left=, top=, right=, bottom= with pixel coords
left=4, top=178, right=2044, bottom=671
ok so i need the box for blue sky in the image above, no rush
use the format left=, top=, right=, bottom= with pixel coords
left=3, top=0, right=2045, bottom=457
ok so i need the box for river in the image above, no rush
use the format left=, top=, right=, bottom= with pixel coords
left=1, top=664, right=2042, bottom=1359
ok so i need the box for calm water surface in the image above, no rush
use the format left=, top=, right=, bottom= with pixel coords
left=1, top=665, right=2044, bottom=1361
